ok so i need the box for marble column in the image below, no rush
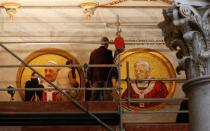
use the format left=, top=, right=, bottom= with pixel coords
left=183, top=76, right=210, bottom=131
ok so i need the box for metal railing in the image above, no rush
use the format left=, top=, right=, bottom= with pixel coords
left=0, top=44, right=188, bottom=131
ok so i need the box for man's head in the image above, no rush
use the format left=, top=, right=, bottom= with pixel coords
left=31, top=72, right=39, bottom=79
left=44, top=61, right=59, bottom=82
left=134, top=61, right=151, bottom=79
left=101, top=36, right=109, bottom=48
left=31, top=72, right=40, bottom=85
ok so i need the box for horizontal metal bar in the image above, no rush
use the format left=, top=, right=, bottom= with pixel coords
left=123, top=121, right=188, bottom=124
left=0, top=22, right=158, bottom=27
left=0, top=41, right=104, bottom=44
left=123, top=110, right=189, bottom=114
left=122, top=78, right=186, bottom=82
left=121, top=78, right=187, bottom=83
left=0, top=111, right=118, bottom=115
left=0, top=64, right=118, bottom=68
left=123, top=98, right=188, bottom=103
left=0, top=41, right=165, bottom=45
left=0, top=65, right=82, bottom=68
left=0, top=23, right=159, bottom=29
left=88, top=64, right=118, bottom=67
left=0, top=87, right=121, bottom=91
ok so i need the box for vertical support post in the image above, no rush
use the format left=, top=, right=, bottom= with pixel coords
left=126, top=61, right=131, bottom=108
left=117, top=53, right=124, bottom=131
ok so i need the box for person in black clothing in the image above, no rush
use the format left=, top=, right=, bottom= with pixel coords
left=176, top=100, right=189, bottom=123
left=25, top=72, right=44, bottom=101
left=87, top=36, right=114, bottom=101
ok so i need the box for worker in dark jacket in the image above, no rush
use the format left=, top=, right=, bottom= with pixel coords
left=87, top=36, right=114, bottom=101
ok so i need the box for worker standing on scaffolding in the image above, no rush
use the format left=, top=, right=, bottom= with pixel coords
left=87, top=36, right=114, bottom=101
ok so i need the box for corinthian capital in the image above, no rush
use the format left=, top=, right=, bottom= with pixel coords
left=159, top=0, right=210, bottom=79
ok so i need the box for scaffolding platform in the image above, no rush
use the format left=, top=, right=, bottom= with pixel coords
left=0, top=101, right=120, bottom=126
left=0, top=124, right=189, bottom=131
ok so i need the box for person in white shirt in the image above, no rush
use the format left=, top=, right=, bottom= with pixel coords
left=56, top=59, right=79, bottom=101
